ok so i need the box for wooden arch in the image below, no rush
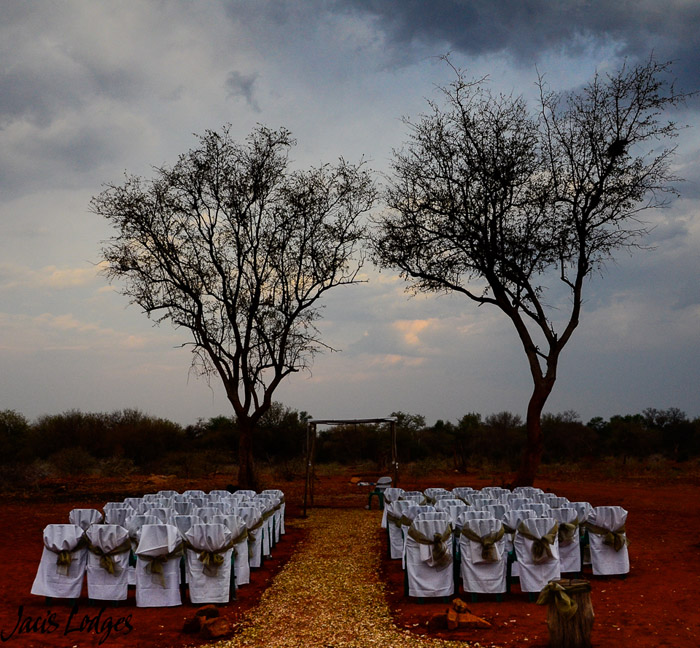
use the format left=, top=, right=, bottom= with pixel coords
left=303, top=417, right=398, bottom=516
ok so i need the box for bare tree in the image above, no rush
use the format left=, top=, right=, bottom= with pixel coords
left=372, top=57, right=690, bottom=485
left=92, top=125, right=375, bottom=488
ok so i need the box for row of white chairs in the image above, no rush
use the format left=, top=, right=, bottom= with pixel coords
left=31, top=489, right=285, bottom=607
left=382, top=487, right=629, bottom=599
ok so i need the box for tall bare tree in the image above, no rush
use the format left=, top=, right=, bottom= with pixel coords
left=92, top=125, right=375, bottom=488
left=373, top=58, right=690, bottom=485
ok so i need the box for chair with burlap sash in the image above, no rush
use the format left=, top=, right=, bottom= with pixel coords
left=262, top=489, right=287, bottom=536
left=586, top=505, right=630, bottom=575
left=211, top=513, right=250, bottom=587
left=451, top=486, right=477, bottom=504
left=459, top=517, right=508, bottom=597
left=380, top=488, right=405, bottom=529
left=551, top=506, right=581, bottom=574
left=514, top=517, right=561, bottom=594
left=31, top=524, right=88, bottom=601
left=85, top=524, right=132, bottom=601
left=405, top=513, right=454, bottom=599
left=230, top=505, right=265, bottom=568
left=135, top=523, right=183, bottom=607
left=256, top=492, right=283, bottom=544
left=399, top=504, right=436, bottom=568
left=423, top=487, right=450, bottom=506
left=251, top=496, right=276, bottom=556
left=184, top=523, right=235, bottom=604
left=385, top=499, right=414, bottom=560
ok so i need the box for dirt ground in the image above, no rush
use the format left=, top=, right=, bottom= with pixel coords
left=1, top=466, right=699, bottom=647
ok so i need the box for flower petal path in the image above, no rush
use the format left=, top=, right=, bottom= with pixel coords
left=212, top=509, right=487, bottom=648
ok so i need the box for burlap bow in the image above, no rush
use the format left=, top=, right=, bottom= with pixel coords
left=517, top=521, right=559, bottom=563
left=140, top=544, right=184, bottom=587
left=586, top=523, right=629, bottom=552
left=461, top=525, right=505, bottom=562
left=536, top=580, right=591, bottom=619
left=557, top=520, right=579, bottom=546
left=49, top=536, right=86, bottom=576
left=87, top=538, right=132, bottom=575
left=407, top=524, right=453, bottom=568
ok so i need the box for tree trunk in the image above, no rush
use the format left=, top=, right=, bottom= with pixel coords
left=237, top=419, right=258, bottom=490
left=515, top=378, right=554, bottom=486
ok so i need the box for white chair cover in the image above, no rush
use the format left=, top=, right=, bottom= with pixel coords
left=68, top=508, right=103, bottom=531
left=401, top=490, right=426, bottom=503
left=123, top=497, right=144, bottom=512
left=405, top=515, right=454, bottom=598
left=548, top=496, right=570, bottom=508
left=484, top=504, right=508, bottom=520
left=31, top=524, right=87, bottom=599
left=522, top=502, right=552, bottom=516
left=380, top=488, right=405, bottom=528
left=459, top=517, right=507, bottom=594
left=104, top=507, right=132, bottom=526
left=251, top=497, right=275, bottom=556
left=172, top=501, right=194, bottom=516
left=85, top=524, right=131, bottom=600
left=195, top=507, right=222, bottom=523
left=172, top=515, right=202, bottom=539
left=434, top=500, right=470, bottom=527
left=183, top=489, right=206, bottom=498
left=400, top=505, right=436, bottom=568
left=481, top=487, right=510, bottom=498
left=125, top=514, right=160, bottom=585
left=262, top=489, right=286, bottom=535
left=587, top=506, right=630, bottom=575
left=514, top=517, right=561, bottom=593
left=134, top=524, right=182, bottom=607
left=236, top=490, right=257, bottom=499
left=551, top=507, right=581, bottom=574
left=513, top=486, right=543, bottom=497
left=256, top=494, right=282, bottom=543
left=104, top=501, right=130, bottom=510
left=231, top=506, right=265, bottom=568
left=571, top=501, right=593, bottom=524
left=452, top=487, right=477, bottom=503
left=470, top=498, right=496, bottom=510
left=424, top=487, right=450, bottom=503
left=210, top=514, right=250, bottom=586
left=508, top=497, right=532, bottom=509
left=184, top=523, right=233, bottom=604
left=385, top=500, right=413, bottom=560
left=157, top=490, right=178, bottom=498
left=148, top=507, right=172, bottom=523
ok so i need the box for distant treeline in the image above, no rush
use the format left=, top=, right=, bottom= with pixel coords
left=0, top=405, right=697, bottom=481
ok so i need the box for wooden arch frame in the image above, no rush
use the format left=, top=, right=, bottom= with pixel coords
left=303, top=417, right=398, bottom=516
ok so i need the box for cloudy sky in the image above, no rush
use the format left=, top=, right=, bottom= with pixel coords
left=1, top=0, right=699, bottom=428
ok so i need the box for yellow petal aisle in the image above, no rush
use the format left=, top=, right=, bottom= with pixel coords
left=212, top=509, right=490, bottom=648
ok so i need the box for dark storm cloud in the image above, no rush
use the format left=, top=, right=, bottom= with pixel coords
left=335, top=0, right=700, bottom=92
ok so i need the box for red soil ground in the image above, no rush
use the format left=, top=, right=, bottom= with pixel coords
left=1, top=466, right=698, bottom=647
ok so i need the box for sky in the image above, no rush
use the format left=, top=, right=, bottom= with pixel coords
left=1, top=0, right=699, bottom=428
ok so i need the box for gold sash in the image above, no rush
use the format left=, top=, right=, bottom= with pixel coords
left=586, top=523, right=629, bottom=552
left=460, top=525, right=505, bottom=562
left=87, top=538, right=132, bottom=575
left=407, top=524, right=453, bottom=568
left=517, top=522, right=559, bottom=563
